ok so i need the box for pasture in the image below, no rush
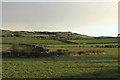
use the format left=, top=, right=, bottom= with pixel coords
left=2, top=48, right=118, bottom=78
left=68, top=38, right=118, bottom=44
left=1, top=36, right=119, bottom=78
left=2, top=47, right=119, bottom=78
left=2, top=37, right=66, bottom=45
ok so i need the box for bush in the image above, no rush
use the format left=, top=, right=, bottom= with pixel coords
left=49, top=51, right=79, bottom=56
left=49, top=51, right=59, bottom=57
left=67, top=51, right=79, bottom=56
left=3, top=44, right=50, bottom=57
left=78, top=51, right=85, bottom=55
left=56, top=49, right=68, bottom=52
left=85, top=50, right=104, bottom=55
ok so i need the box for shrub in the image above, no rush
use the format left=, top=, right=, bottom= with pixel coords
left=56, top=49, right=68, bottom=52
left=49, top=51, right=80, bottom=56
left=49, top=51, right=59, bottom=57
left=78, top=51, right=85, bottom=55
left=67, top=51, right=79, bottom=56
left=85, top=50, right=104, bottom=55
left=3, top=44, right=50, bottom=58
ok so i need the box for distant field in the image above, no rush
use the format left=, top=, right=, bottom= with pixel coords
left=2, top=43, right=119, bottom=53
left=2, top=37, right=66, bottom=44
left=47, top=43, right=118, bottom=47
left=2, top=37, right=119, bottom=45
left=47, top=47, right=119, bottom=53
left=68, top=38, right=118, bottom=44
left=2, top=37, right=119, bottom=53
left=2, top=48, right=118, bottom=78
left=73, top=34, right=93, bottom=39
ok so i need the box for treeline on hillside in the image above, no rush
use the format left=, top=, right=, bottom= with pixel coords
left=1, top=30, right=93, bottom=40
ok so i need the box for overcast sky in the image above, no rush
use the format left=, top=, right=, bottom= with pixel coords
left=2, top=2, right=118, bottom=37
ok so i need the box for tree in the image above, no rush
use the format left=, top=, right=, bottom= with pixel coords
left=11, top=34, right=16, bottom=40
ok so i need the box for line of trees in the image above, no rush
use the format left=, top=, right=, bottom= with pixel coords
left=2, top=44, right=105, bottom=57
left=2, top=44, right=49, bottom=57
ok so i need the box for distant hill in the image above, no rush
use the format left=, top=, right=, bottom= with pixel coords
left=1, top=29, right=94, bottom=40
left=94, top=36, right=115, bottom=39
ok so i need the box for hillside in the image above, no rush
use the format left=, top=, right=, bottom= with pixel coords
left=1, top=30, right=119, bottom=78
left=1, top=30, right=93, bottom=40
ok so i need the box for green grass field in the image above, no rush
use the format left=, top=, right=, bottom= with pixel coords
left=2, top=37, right=119, bottom=78
left=3, top=37, right=118, bottom=44
left=2, top=37, right=66, bottom=44
left=2, top=48, right=118, bottom=78
left=68, top=38, right=118, bottom=44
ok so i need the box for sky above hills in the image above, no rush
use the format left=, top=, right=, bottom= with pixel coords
left=2, top=2, right=118, bottom=37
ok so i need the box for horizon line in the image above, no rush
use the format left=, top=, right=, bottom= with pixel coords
left=1, top=29, right=117, bottom=37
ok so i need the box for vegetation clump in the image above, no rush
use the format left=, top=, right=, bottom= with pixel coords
left=85, top=50, right=104, bottom=55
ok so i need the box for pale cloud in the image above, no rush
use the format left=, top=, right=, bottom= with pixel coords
left=2, top=2, right=118, bottom=36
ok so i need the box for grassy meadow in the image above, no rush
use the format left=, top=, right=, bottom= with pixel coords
left=1, top=30, right=119, bottom=78
left=2, top=53, right=118, bottom=78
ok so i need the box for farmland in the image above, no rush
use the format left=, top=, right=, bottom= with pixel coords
left=2, top=37, right=66, bottom=44
left=1, top=30, right=119, bottom=78
left=68, top=38, right=118, bottom=44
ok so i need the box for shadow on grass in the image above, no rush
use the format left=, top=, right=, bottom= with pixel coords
left=2, top=55, right=118, bottom=62
left=2, top=55, right=119, bottom=80
left=1, top=68, right=119, bottom=80
left=59, top=68, right=118, bottom=78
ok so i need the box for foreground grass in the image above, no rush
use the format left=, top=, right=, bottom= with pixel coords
left=2, top=48, right=118, bottom=78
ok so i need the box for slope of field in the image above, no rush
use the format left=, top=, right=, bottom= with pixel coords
left=2, top=37, right=119, bottom=53
left=47, top=43, right=118, bottom=47
left=2, top=48, right=118, bottom=78
left=1, top=33, right=119, bottom=78
left=2, top=37, right=66, bottom=44
left=1, top=30, right=94, bottom=40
